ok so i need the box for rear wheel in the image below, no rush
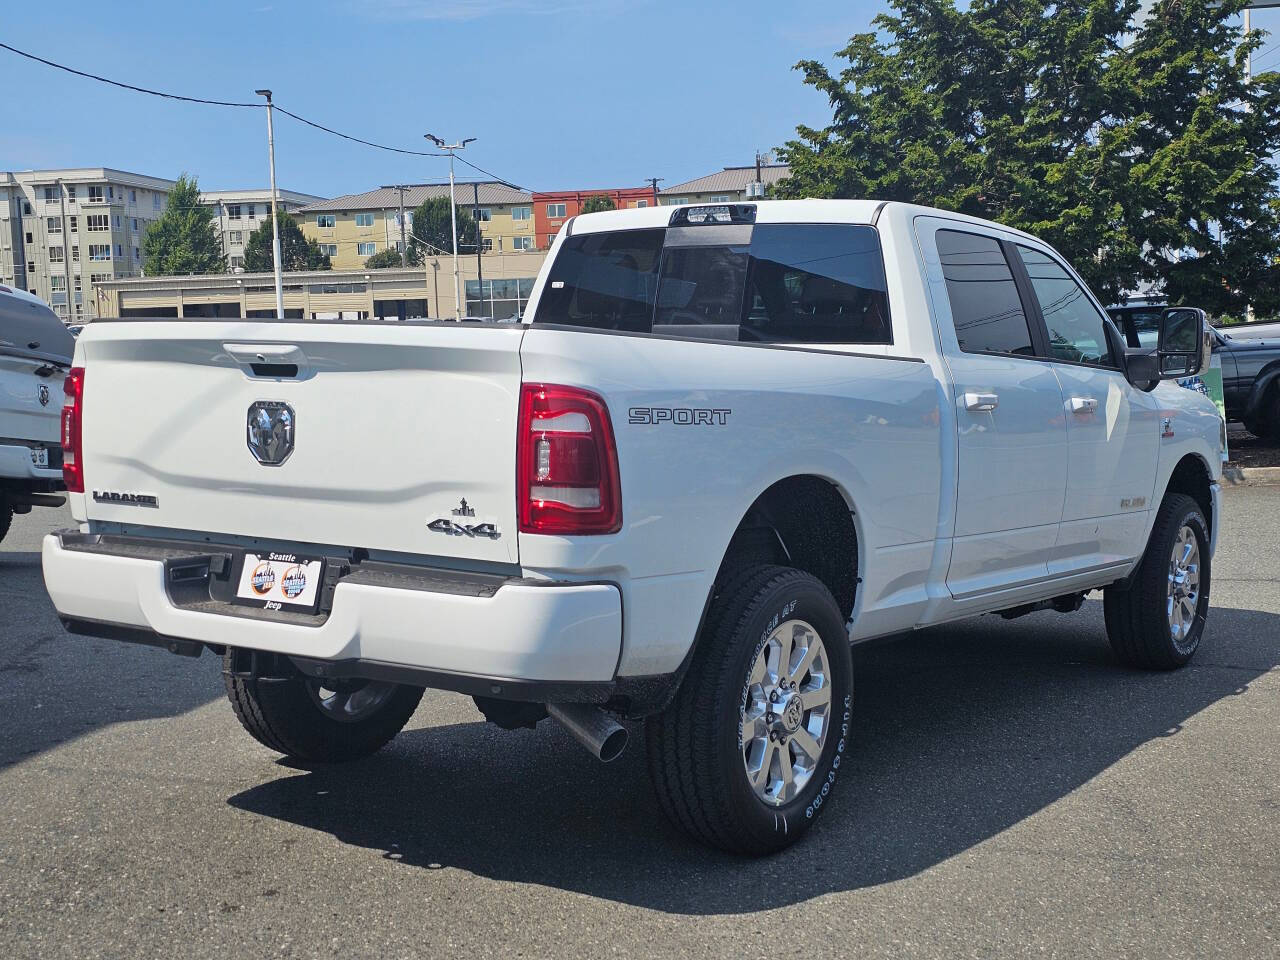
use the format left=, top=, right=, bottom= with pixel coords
left=223, top=652, right=424, bottom=763
left=1104, top=493, right=1211, bottom=670
left=0, top=493, right=11, bottom=545
left=645, top=565, right=854, bottom=855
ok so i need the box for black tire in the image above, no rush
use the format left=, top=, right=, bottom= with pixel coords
left=1104, top=493, right=1211, bottom=670
left=223, top=652, right=424, bottom=763
left=645, top=565, right=854, bottom=855
left=0, top=493, right=11, bottom=546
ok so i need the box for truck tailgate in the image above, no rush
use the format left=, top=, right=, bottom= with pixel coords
left=75, top=321, right=524, bottom=565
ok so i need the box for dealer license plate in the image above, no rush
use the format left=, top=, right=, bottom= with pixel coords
left=235, top=552, right=324, bottom=611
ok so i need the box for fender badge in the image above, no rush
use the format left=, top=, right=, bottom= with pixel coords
left=1161, top=417, right=1175, bottom=438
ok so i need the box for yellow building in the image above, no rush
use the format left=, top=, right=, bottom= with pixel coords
left=296, top=182, right=535, bottom=270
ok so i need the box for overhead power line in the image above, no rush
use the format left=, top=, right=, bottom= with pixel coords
left=0, top=40, right=530, bottom=184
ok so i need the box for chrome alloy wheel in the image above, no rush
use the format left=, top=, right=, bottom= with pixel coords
left=1167, top=524, right=1202, bottom=650
left=306, top=678, right=398, bottom=723
left=740, top=619, right=833, bottom=806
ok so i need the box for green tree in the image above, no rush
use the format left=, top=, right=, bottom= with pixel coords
left=580, top=194, right=617, bottom=214
left=364, top=247, right=407, bottom=269
left=243, top=212, right=331, bottom=272
left=408, top=196, right=477, bottom=262
left=777, top=0, right=1280, bottom=313
left=142, top=174, right=224, bottom=275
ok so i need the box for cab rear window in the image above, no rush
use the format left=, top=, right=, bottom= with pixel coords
left=532, top=222, right=891, bottom=344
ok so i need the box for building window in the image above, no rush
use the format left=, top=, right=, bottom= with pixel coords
left=153, top=194, right=162, bottom=209
left=87, top=214, right=109, bottom=231
left=473, top=208, right=492, bottom=222
left=88, top=245, right=110, bottom=261
left=660, top=197, right=689, bottom=206
left=51, top=276, right=66, bottom=290
left=481, top=238, right=493, bottom=252
left=27, top=262, right=35, bottom=273
left=66, top=185, right=76, bottom=202
left=546, top=203, right=567, bottom=218
left=108, top=186, right=115, bottom=199
left=47, top=216, right=62, bottom=234
left=319, top=244, right=337, bottom=256
left=512, top=206, right=531, bottom=221
left=25, top=232, right=33, bottom=244
left=230, top=256, right=244, bottom=269
left=49, top=245, right=64, bottom=263
left=355, top=213, right=375, bottom=227
left=74, top=277, right=81, bottom=291
left=88, top=185, right=105, bottom=203
left=115, top=244, right=123, bottom=257
left=636, top=199, right=649, bottom=207
left=113, top=215, right=121, bottom=229
left=72, top=246, right=79, bottom=262
left=316, top=214, right=336, bottom=228
left=358, top=242, right=376, bottom=256
left=133, top=247, right=140, bottom=260
left=131, top=218, right=138, bottom=231
left=129, top=189, right=137, bottom=203
left=90, top=273, right=111, bottom=283
left=511, top=236, right=534, bottom=251
left=227, top=204, right=241, bottom=220
left=229, top=230, right=242, bottom=243
left=709, top=194, right=733, bottom=203
left=22, top=202, right=31, bottom=215
left=248, top=205, right=256, bottom=219
left=43, top=186, right=57, bottom=201
left=69, top=216, right=77, bottom=232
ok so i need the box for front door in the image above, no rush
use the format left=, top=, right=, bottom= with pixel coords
left=924, top=224, right=1069, bottom=599
left=1011, top=244, right=1159, bottom=574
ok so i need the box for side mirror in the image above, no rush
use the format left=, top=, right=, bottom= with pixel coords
left=1158, top=307, right=1208, bottom=378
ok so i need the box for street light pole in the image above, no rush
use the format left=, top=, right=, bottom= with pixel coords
left=426, top=134, right=475, bottom=318
left=255, top=88, right=284, bottom=320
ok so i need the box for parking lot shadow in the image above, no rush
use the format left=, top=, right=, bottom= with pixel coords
left=227, top=600, right=1278, bottom=914
left=0, top=550, right=223, bottom=770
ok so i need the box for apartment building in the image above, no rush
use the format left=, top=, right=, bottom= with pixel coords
left=0, top=167, right=177, bottom=322
left=201, top=188, right=326, bottom=271
left=531, top=186, right=657, bottom=250
left=296, top=182, right=534, bottom=270
left=659, top=164, right=792, bottom=206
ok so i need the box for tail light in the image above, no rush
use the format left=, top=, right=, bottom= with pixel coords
left=61, top=366, right=85, bottom=493
left=517, top=383, right=621, bottom=535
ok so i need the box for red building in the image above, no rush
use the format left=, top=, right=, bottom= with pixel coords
left=531, top=186, right=658, bottom=249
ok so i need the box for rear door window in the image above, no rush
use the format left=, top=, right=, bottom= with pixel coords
left=533, top=228, right=664, bottom=332
left=936, top=229, right=1036, bottom=356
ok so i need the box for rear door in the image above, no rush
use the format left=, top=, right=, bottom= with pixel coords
left=921, top=223, right=1069, bottom=598
left=77, top=321, right=524, bottom=565
left=1012, top=244, right=1159, bottom=574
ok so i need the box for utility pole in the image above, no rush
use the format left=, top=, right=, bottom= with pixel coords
left=425, top=133, right=475, bottom=318
left=255, top=89, right=284, bottom=320
left=56, top=178, right=72, bottom=323
left=647, top=177, right=662, bottom=207
left=473, top=181, right=484, bottom=317
left=397, top=185, right=408, bottom=267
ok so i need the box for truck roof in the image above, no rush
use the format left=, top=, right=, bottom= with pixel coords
left=567, top=198, right=1041, bottom=242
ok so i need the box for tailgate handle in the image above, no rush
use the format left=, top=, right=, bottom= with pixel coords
left=224, top=343, right=308, bottom=380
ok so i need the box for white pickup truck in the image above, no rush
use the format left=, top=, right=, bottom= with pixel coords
left=42, top=201, right=1223, bottom=854
left=1, top=285, right=71, bottom=541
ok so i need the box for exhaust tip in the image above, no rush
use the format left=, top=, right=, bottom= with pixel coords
left=598, top=726, right=628, bottom=763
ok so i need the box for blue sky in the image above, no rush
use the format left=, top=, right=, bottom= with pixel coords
left=0, top=0, right=882, bottom=198
left=2, top=1, right=1275, bottom=201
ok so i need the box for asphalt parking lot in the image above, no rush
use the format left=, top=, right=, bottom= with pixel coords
left=1, top=492, right=1276, bottom=960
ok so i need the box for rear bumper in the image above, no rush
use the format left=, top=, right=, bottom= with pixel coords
left=0, top=442, right=62, bottom=484
left=42, top=531, right=624, bottom=695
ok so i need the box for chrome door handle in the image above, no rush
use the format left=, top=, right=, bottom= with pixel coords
left=1070, top=396, right=1098, bottom=414
left=964, top=392, right=999, bottom=412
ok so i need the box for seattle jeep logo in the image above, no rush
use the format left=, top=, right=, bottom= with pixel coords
left=247, top=401, right=295, bottom=466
